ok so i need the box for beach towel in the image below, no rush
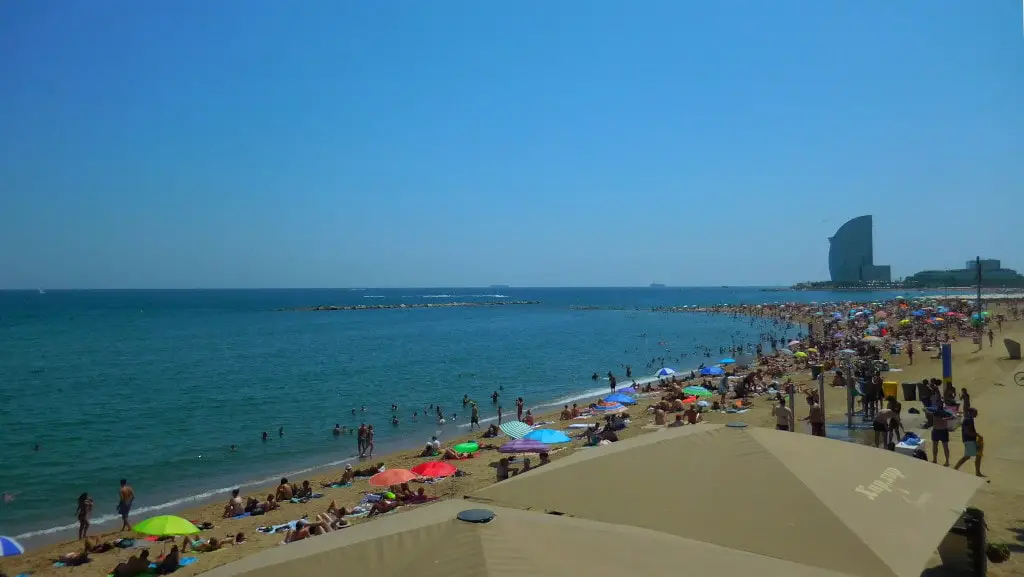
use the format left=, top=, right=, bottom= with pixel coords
left=149, top=556, right=198, bottom=570
left=257, top=519, right=305, bottom=534
left=231, top=512, right=251, bottom=519
left=328, top=483, right=351, bottom=488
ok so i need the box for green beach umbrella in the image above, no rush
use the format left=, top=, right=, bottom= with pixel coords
left=683, top=386, right=713, bottom=398
left=133, top=515, right=200, bottom=536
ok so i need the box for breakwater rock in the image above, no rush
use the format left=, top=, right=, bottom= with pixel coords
left=284, top=300, right=541, bottom=312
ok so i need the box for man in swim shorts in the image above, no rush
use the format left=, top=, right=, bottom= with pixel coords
left=118, top=479, right=134, bottom=531
left=772, top=398, right=793, bottom=431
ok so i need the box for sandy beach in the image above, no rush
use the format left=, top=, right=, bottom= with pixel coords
left=4, top=302, right=1024, bottom=577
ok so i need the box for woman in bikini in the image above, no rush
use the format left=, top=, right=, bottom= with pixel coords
left=76, top=493, right=94, bottom=540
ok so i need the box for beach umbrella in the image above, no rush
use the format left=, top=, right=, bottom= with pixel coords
left=0, top=536, right=25, bottom=557
left=499, top=439, right=551, bottom=454
left=899, top=319, right=911, bottom=325
left=719, top=358, right=736, bottom=364
left=133, top=515, right=200, bottom=536
left=592, top=402, right=627, bottom=414
left=840, top=348, right=857, bottom=355
left=471, top=424, right=985, bottom=577
left=862, top=336, right=883, bottom=343
left=699, top=366, right=724, bottom=376
left=369, top=469, right=419, bottom=488
left=682, top=386, right=713, bottom=398
left=616, top=386, right=637, bottom=394
left=604, top=393, right=636, bottom=405
left=788, top=340, right=800, bottom=346
left=410, top=461, right=457, bottom=478
left=911, top=310, right=925, bottom=317
left=523, top=429, right=572, bottom=444
left=499, top=420, right=532, bottom=439
left=655, top=367, right=676, bottom=376
left=793, top=351, right=808, bottom=358
left=780, top=348, right=794, bottom=356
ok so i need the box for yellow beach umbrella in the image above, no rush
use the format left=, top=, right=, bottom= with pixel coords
left=793, top=351, right=808, bottom=358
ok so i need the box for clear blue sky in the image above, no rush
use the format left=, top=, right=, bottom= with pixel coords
left=1, top=1, right=1021, bottom=289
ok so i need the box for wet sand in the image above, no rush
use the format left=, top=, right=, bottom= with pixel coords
left=4, top=315, right=1023, bottom=577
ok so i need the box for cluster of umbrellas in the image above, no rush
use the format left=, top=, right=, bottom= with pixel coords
left=497, top=420, right=576, bottom=454
left=198, top=425, right=985, bottom=577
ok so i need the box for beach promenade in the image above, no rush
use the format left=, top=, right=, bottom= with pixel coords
left=4, top=310, right=1023, bottom=577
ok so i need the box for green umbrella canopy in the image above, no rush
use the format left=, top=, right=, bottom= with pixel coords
left=133, top=515, right=200, bottom=536
left=683, top=387, right=713, bottom=398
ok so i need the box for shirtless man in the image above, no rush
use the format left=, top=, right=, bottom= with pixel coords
left=772, top=398, right=793, bottom=432
left=804, top=396, right=825, bottom=437
left=223, top=489, right=244, bottom=518
left=275, top=478, right=293, bottom=502
left=930, top=408, right=951, bottom=466
left=682, top=405, right=701, bottom=425
left=118, top=479, right=134, bottom=531
left=872, top=408, right=902, bottom=448
left=559, top=405, right=572, bottom=420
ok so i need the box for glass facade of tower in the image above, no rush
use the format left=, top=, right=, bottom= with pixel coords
left=828, top=215, right=891, bottom=284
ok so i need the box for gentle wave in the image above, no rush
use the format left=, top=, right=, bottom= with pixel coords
left=362, top=295, right=386, bottom=299
left=13, top=455, right=359, bottom=541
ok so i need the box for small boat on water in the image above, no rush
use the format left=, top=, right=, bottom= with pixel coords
left=649, top=282, right=666, bottom=288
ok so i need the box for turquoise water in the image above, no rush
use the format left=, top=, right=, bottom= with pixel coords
left=0, top=287, right=911, bottom=544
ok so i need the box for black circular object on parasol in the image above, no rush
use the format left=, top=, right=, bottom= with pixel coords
left=457, top=509, right=495, bottom=524
left=726, top=422, right=747, bottom=428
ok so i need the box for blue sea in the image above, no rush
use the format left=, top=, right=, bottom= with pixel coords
left=0, top=286, right=917, bottom=545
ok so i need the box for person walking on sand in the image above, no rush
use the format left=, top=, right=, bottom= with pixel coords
left=930, top=407, right=951, bottom=466
left=906, top=341, right=914, bottom=365
left=954, top=408, right=985, bottom=477
left=76, top=492, right=93, bottom=539
left=987, top=329, right=994, bottom=348
left=117, top=479, right=134, bottom=531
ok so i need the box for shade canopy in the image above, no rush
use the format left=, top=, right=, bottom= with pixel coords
left=470, top=425, right=983, bottom=577
left=603, top=393, right=636, bottom=405
left=200, top=499, right=874, bottom=577
left=369, top=469, right=418, bottom=487
left=0, top=536, right=25, bottom=556
left=699, top=366, right=724, bottom=376
left=410, top=461, right=457, bottom=478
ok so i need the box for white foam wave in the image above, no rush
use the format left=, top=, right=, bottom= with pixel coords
left=362, top=295, right=385, bottom=299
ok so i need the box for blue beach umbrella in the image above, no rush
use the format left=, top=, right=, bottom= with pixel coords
left=523, top=429, right=572, bottom=444
left=719, top=358, right=736, bottom=364
left=616, top=386, right=637, bottom=394
left=604, top=393, right=636, bottom=405
left=700, top=366, right=725, bottom=376
left=593, top=402, right=627, bottom=414
left=0, top=536, right=25, bottom=557
left=911, top=310, right=925, bottom=317
left=655, top=367, right=676, bottom=376
left=498, top=420, right=533, bottom=439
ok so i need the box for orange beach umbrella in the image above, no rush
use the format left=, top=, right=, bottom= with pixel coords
left=368, top=469, right=418, bottom=487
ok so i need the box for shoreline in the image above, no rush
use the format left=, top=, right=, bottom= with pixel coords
left=5, top=308, right=1023, bottom=577
left=7, top=370, right=677, bottom=551
left=281, top=300, right=540, bottom=311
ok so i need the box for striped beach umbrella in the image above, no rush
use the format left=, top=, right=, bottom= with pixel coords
left=655, top=367, right=676, bottom=376
left=0, top=536, right=25, bottom=556
left=499, top=420, right=532, bottom=439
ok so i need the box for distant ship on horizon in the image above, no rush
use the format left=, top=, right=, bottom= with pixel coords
left=649, top=282, right=666, bottom=288
left=489, top=284, right=511, bottom=289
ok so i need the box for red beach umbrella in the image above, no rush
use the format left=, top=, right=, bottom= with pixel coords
left=368, top=469, right=418, bottom=487
left=410, top=461, right=457, bottom=478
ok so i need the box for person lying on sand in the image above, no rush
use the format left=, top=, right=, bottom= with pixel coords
left=367, top=499, right=399, bottom=517
left=481, top=424, right=500, bottom=438
left=152, top=545, right=180, bottom=575
left=183, top=535, right=223, bottom=553
left=56, top=540, right=91, bottom=566
left=352, top=463, right=384, bottom=477
left=284, top=519, right=334, bottom=543
left=111, top=549, right=150, bottom=577
left=442, top=447, right=469, bottom=460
